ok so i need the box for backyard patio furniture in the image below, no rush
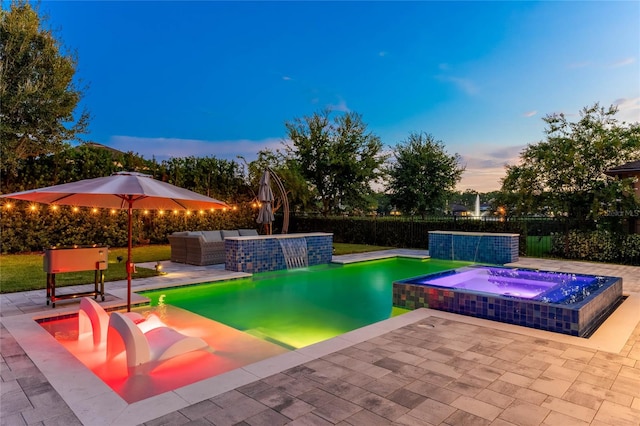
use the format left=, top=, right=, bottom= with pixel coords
left=168, top=229, right=259, bottom=266
left=78, top=297, right=164, bottom=347
left=107, top=311, right=209, bottom=375
left=167, top=232, right=188, bottom=263
left=44, top=246, right=108, bottom=307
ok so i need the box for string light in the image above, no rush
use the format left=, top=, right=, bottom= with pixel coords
left=199, top=210, right=204, bottom=215
left=29, top=204, right=37, bottom=212
left=186, top=210, right=191, bottom=216
left=110, top=209, right=117, bottom=215
left=91, top=208, right=98, bottom=214
left=51, top=205, right=59, bottom=212
left=173, top=210, right=179, bottom=215
left=72, top=207, right=79, bottom=213
left=158, top=210, right=165, bottom=216
left=143, top=210, right=149, bottom=215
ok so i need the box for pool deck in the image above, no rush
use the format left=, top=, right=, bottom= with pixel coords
left=1, top=250, right=639, bottom=425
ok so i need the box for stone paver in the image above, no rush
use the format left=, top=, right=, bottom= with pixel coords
left=1, top=254, right=639, bottom=425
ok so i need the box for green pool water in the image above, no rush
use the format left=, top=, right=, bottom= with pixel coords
left=141, top=258, right=471, bottom=349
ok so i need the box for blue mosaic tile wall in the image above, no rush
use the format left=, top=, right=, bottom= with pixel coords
left=392, top=277, right=622, bottom=337
left=429, top=231, right=519, bottom=264
left=225, top=233, right=333, bottom=273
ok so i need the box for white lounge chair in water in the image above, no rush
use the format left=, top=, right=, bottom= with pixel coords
left=78, top=297, right=165, bottom=347
left=107, top=311, right=209, bottom=375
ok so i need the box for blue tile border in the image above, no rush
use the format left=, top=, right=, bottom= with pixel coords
left=393, top=266, right=623, bottom=337
left=224, top=233, right=333, bottom=273
left=428, top=231, right=519, bottom=264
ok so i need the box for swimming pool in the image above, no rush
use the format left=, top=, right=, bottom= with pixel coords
left=140, top=258, right=471, bottom=349
left=394, top=265, right=623, bottom=337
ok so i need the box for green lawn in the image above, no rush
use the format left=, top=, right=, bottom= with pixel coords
left=0, top=243, right=393, bottom=294
left=526, top=235, right=552, bottom=257
left=0, top=246, right=171, bottom=294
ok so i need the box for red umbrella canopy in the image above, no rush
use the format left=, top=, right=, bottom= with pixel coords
left=0, top=172, right=229, bottom=211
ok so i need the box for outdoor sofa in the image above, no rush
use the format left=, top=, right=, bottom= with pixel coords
left=168, top=229, right=259, bottom=266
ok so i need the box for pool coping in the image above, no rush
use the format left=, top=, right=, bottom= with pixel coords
left=2, top=251, right=638, bottom=425
left=3, top=294, right=639, bottom=426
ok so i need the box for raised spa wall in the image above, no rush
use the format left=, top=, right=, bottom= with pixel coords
left=428, top=230, right=519, bottom=264
left=224, top=232, right=333, bottom=274
left=393, top=273, right=623, bottom=337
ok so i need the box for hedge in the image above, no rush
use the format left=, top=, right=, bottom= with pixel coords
left=550, top=230, right=640, bottom=265
left=0, top=202, right=257, bottom=253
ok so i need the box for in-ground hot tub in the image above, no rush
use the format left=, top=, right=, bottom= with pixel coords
left=393, top=265, right=623, bottom=337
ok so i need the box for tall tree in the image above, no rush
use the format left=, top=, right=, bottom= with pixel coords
left=284, top=109, right=386, bottom=216
left=501, top=103, right=640, bottom=218
left=0, top=1, right=90, bottom=181
left=386, top=132, right=464, bottom=218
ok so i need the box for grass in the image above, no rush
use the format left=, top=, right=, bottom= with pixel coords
left=526, top=235, right=552, bottom=257
left=333, top=243, right=394, bottom=255
left=0, top=246, right=171, bottom=294
left=0, top=243, right=393, bottom=294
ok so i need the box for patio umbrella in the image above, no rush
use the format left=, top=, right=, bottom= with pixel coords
left=256, top=170, right=275, bottom=235
left=0, top=172, right=229, bottom=311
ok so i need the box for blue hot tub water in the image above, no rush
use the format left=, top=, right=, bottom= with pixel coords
left=393, top=265, right=623, bottom=337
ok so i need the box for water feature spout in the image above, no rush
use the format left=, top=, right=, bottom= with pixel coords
left=474, top=194, right=480, bottom=218
left=279, top=237, right=309, bottom=269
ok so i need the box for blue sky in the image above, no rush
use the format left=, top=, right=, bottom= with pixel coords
left=37, top=1, right=639, bottom=192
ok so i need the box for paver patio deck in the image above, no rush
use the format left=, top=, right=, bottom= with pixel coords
left=1, top=251, right=639, bottom=426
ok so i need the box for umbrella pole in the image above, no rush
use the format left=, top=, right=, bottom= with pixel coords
left=127, top=199, right=133, bottom=312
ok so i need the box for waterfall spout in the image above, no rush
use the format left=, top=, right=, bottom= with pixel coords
left=279, top=238, right=309, bottom=269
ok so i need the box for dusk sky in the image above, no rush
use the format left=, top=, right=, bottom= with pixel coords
left=37, top=1, right=639, bottom=192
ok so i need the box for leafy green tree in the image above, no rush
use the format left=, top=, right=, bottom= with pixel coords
left=0, top=1, right=90, bottom=183
left=284, top=109, right=386, bottom=216
left=386, top=132, right=464, bottom=219
left=501, top=103, right=640, bottom=218
left=160, top=156, right=251, bottom=203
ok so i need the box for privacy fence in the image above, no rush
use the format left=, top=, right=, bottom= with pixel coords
left=288, top=215, right=640, bottom=266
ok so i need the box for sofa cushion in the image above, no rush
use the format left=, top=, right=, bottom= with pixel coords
left=185, top=231, right=204, bottom=242
left=221, top=230, right=240, bottom=239
left=171, top=231, right=189, bottom=236
left=238, top=229, right=259, bottom=236
left=202, top=230, right=223, bottom=242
